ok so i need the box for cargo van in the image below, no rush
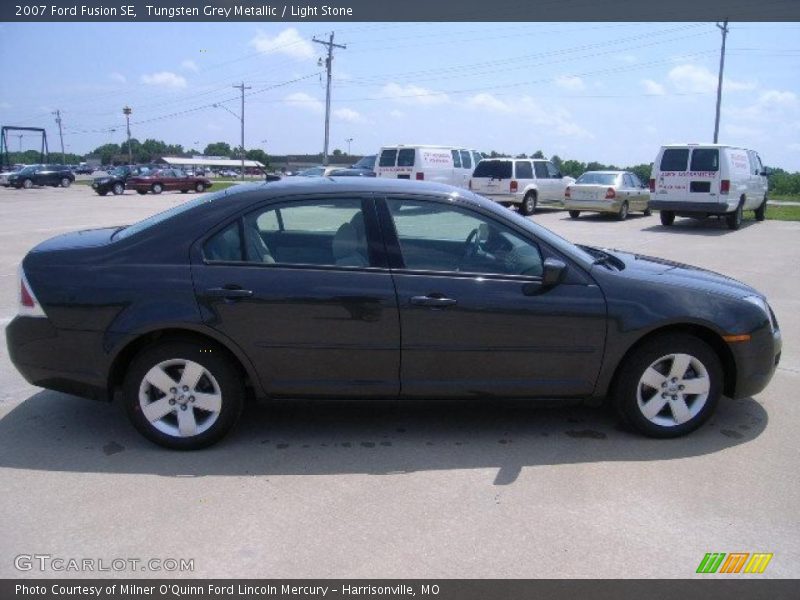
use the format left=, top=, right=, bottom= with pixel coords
left=649, top=144, right=768, bottom=230
left=375, top=145, right=483, bottom=189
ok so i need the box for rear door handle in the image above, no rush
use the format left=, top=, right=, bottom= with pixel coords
left=204, top=286, right=253, bottom=299
left=410, top=295, right=457, bottom=307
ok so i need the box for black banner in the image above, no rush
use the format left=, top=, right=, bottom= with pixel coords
left=2, top=0, right=800, bottom=22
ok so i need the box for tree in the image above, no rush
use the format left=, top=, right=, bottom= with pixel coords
left=550, top=155, right=563, bottom=169
left=515, top=153, right=528, bottom=159
left=532, top=150, right=545, bottom=159
left=628, top=163, right=653, bottom=185
left=332, top=148, right=342, bottom=156
left=203, top=142, right=233, bottom=157
left=88, top=143, right=121, bottom=165
left=245, top=148, right=270, bottom=167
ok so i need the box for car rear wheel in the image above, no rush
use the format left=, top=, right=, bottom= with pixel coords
left=151, top=183, right=163, bottom=194
left=520, top=192, right=537, bottom=216
left=726, top=201, right=744, bottom=230
left=613, top=334, right=722, bottom=438
left=195, top=183, right=205, bottom=193
left=754, top=197, right=767, bottom=222
left=123, top=340, right=244, bottom=450
left=616, top=201, right=629, bottom=221
left=60, top=177, right=72, bottom=188
left=22, top=178, right=33, bottom=189
left=660, top=211, right=675, bottom=226
left=568, top=210, right=580, bottom=219
left=112, top=182, right=124, bottom=195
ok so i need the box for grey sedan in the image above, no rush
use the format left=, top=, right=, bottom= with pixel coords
left=564, top=171, right=651, bottom=220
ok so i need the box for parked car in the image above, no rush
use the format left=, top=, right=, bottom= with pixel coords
left=8, top=164, right=75, bottom=189
left=75, top=164, right=95, bottom=175
left=6, top=178, right=780, bottom=449
left=91, top=165, right=149, bottom=196
left=375, top=145, right=483, bottom=188
left=0, top=166, right=23, bottom=187
left=564, top=171, right=651, bottom=220
left=351, top=155, right=376, bottom=171
left=470, top=158, right=575, bottom=215
left=126, top=168, right=213, bottom=195
left=649, top=143, right=769, bottom=230
left=297, top=165, right=340, bottom=177
left=329, top=168, right=376, bottom=177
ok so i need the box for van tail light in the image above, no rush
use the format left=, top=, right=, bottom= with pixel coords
left=605, top=187, right=616, bottom=200
left=19, top=267, right=46, bottom=317
left=649, top=178, right=656, bottom=192
left=510, top=180, right=518, bottom=193
left=468, top=179, right=472, bottom=190
left=564, top=186, right=571, bottom=199
left=415, top=172, right=424, bottom=181
left=720, top=179, right=730, bottom=194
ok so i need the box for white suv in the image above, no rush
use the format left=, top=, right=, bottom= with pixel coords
left=469, top=158, right=574, bottom=215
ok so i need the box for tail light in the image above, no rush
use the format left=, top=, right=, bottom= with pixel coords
left=18, top=267, right=46, bottom=317
left=605, top=187, right=616, bottom=200
left=564, top=186, right=571, bottom=199
left=649, top=178, right=656, bottom=192
left=720, top=179, right=730, bottom=194
left=415, top=172, right=424, bottom=181
left=510, top=180, right=518, bottom=193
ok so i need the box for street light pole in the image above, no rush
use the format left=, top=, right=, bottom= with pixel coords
left=123, top=106, right=133, bottom=164
left=345, top=137, right=353, bottom=155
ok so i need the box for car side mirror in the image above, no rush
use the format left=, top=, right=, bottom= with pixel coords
left=542, top=258, right=567, bottom=287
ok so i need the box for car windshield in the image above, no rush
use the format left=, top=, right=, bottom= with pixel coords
left=575, top=173, right=620, bottom=185
left=18, top=166, right=36, bottom=174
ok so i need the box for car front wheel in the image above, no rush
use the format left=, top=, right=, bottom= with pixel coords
left=195, top=182, right=205, bottom=193
left=123, top=340, right=244, bottom=450
left=613, top=334, right=722, bottom=438
left=112, top=182, right=124, bottom=195
left=22, top=178, right=33, bottom=189
left=60, top=177, right=72, bottom=188
left=151, top=183, right=163, bottom=194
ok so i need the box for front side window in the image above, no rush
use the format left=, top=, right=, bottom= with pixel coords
left=386, top=198, right=543, bottom=277
left=660, top=148, right=690, bottom=171
left=690, top=149, right=719, bottom=172
left=379, top=149, right=397, bottom=167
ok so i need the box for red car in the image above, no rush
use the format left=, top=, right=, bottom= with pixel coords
left=126, top=168, right=213, bottom=195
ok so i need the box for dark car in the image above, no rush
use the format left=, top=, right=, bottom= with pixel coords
left=328, top=168, right=376, bottom=177
left=7, top=178, right=781, bottom=449
left=351, top=155, right=376, bottom=171
left=91, top=165, right=142, bottom=196
left=126, top=168, right=213, bottom=195
left=75, top=165, right=95, bottom=175
left=8, top=164, right=75, bottom=189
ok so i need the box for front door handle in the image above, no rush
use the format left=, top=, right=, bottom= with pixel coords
left=410, top=295, right=457, bottom=307
left=204, top=286, right=253, bottom=299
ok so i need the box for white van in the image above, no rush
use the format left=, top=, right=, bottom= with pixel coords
left=375, top=145, right=483, bottom=189
left=469, top=158, right=575, bottom=215
left=649, top=143, right=769, bottom=230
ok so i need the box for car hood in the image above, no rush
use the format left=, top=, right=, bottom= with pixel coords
left=604, top=248, right=759, bottom=299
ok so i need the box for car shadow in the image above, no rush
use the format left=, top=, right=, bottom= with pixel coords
left=0, top=391, right=767, bottom=485
left=558, top=213, right=652, bottom=223
left=642, top=218, right=758, bottom=236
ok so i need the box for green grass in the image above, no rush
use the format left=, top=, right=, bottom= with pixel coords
left=765, top=204, right=800, bottom=221
left=769, top=193, right=800, bottom=202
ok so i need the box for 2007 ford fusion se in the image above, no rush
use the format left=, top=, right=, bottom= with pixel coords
left=6, top=178, right=781, bottom=449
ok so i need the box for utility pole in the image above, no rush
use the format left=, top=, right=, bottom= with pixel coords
left=16, top=134, right=23, bottom=152
left=53, top=110, right=65, bottom=164
left=123, top=106, right=133, bottom=164
left=713, top=20, right=729, bottom=144
left=232, top=82, right=251, bottom=180
left=345, top=137, right=353, bottom=155
left=313, top=32, right=346, bottom=166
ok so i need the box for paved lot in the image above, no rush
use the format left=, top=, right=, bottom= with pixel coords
left=0, top=184, right=798, bottom=579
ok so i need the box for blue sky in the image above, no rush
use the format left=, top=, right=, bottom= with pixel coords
left=1, top=22, right=799, bottom=169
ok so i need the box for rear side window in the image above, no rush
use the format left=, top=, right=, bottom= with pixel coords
left=533, top=162, right=548, bottom=179
left=690, top=149, right=719, bottom=172
left=397, top=149, right=415, bottom=167
left=379, top=149, right=397, bottom=167
left=660, top=148, right=690, bottom=171
left=451, top=149, right=462, bottom=168
left=459, top=150, right=472, bottom=169
left=473, top=160, right=512, bottom=179
left=515, top=161, right=533, bottom=179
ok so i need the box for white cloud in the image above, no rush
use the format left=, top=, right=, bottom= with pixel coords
left=555, top=75, right=585, bottom=91
left=140, top=71, right=187, bottom=89
left=250, top=28, right=314, bottom=60
left=641, top=79, right=666, bottom=95
left=465, top=93, right=592, bottom=139
left=389, top=109, right=404, bottom=119
left=284, top=92, right=324, bottom=113
left=109, top=72, right=126, bottom=84
left=181, top=59, right=199, bottom=72
left=378, top=82, right=450, bottom=106
left=667, top=64, right=755, bottom=94
left=333, top=107, right=363, bottom=122
left=725, top=89, right=798, bottom=122
left=758, top=89, right=797, bottom=108
left=467, top=93, right=512, bottom=113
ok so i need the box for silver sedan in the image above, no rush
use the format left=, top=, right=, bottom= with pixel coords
left=564, top=171, right=651, bottom=221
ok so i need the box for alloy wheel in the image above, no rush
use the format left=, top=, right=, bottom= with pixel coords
left=635, top=353, right=710, bottom=427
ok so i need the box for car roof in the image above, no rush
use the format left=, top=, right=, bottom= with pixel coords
left=225, top=176, right=459, bottom=198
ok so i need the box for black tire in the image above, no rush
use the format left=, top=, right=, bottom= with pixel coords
left=112, top=182, right=124, bottom=195
left=60, top=177, right=72, bottom=188
left=96, top=190, right=108, bottom=196
left=613, top=333, right=722, bottom=438
left=137, top=189, right=148, bottom=195
left=643, top=208, right=652, bottom=216
left=726, top=201, right=744, bottom=230
left=520, top=192, right=537, bottom=216
left=151, top=183, right=163, bottom=194
left=754, top=197, right=767, bottom=222
left=660, top=211, right=675, bottom=226
left=195, top=182, right=205, bottom=193
left=22, top=178, right=33, bottom=189
left=616, top=201, right=629, bottom=221
left=568, top=210, right=580, bottom=219
left=123, top=339, right=245, bottom=450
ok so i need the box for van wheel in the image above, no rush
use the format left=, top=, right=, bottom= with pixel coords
left=754, top=197, right=767, bottom=222
left=568, top=210, right=580, bottom=219
left=616, top=201, right=629, bottom=221
left=660, top=211, right=675, bottom=226
left=726, top=201, right=744, bottom=230
left=520, top=192, right=537, bottom=216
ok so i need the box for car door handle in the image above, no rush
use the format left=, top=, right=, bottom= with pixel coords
left=204, top=286, right=253, bottom=299
left=410, top=295, right=457, bottom=307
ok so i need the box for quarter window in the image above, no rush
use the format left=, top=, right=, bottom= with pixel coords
left=533, top=162, right=548, bottom=179
left=204, top=222, right=242, bottom=262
